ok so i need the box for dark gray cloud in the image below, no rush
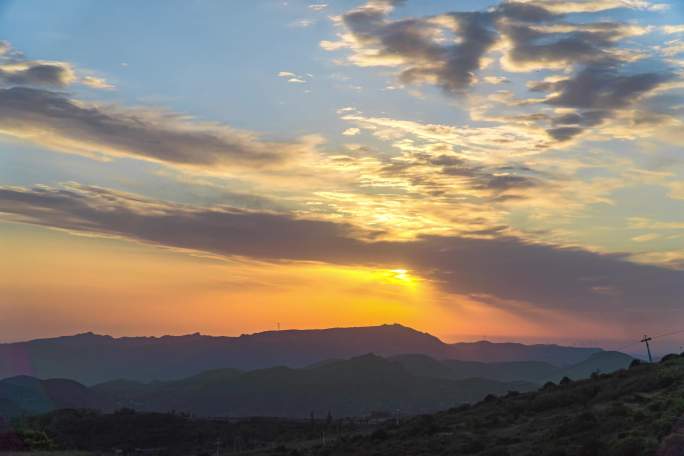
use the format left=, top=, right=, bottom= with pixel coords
left=530, top=65, right=674, bottom=140
left=538, top=66, right=672, bottom=110
left=2, top=183, right=682, bottom=325
left=0, top=87, right=307, bottom=169
left=495, top=2, right=556, bottom=23
left=333, top=1, right=677, bottom=143
left=341, top=4, right=498, bottom=92
left=336, top=1, right=634, bottom=93
left=502, top=24, right=613, bottom=68
left=0, top=62, right=74, bottom=88
left=378, top=153, right=544, bottom=197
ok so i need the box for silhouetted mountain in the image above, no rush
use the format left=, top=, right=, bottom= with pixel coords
left=93, top=354, right=535, bottom=417
left=0, top=324, right=603, bottom=384
left=0, top=376, right=109, bottom=417
left=445, top=340, right=600, bottom=365
left=549, top=350, right=635, bottom=382
left=392, top=354, right=559, bottom=383
left=391, top=352, right=633, bottom=384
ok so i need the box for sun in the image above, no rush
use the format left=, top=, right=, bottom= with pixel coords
left=390, top=269, right=410, bottom=281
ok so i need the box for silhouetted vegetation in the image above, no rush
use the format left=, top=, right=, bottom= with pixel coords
left=261, top=353, right=684, bottom=456
left=4, top=408, right=364, bottom=455
left=5, top=355, right=681, bottom=455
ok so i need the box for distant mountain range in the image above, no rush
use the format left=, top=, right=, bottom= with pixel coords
left=0, top=375, right=110, bottom=417
left=93, top=354, right=536, bottom=418
left=391, top=351, right=634, bottom=384
left=0, top=349, right=634, bottom=419
left=0, top=324, right=603, bottom=384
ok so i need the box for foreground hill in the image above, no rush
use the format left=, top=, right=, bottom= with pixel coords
left=93, top=354, right=535, bottom=417
left=273, top=354, right=684, bottom=456
left=0, top=324, right=602, bottom=384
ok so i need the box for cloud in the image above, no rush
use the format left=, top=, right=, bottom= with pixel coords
left=322, top=0, right=679, bottom=145
left=277, top=71, right=310, bottom=83
left=512, top=0, right=668, bottom=14
left=323, top=0, right=663, bottom=91
left=327, top=1, right=499, bottom=93
left=289, top=19, right=314, bottom=28
left=667, top=181, right=684, bottom=200
left=339, top=111, right=551, bottom=158
left=483, top=76, right=510, bottom=85
left=0, top=87, right=314, bottom=170
left=1, top=183, right=682, bottom=325
left=0, top=41, right=117, bottom=90
left=0, top=61, right=76, bottom=88
left=80, top=75, right=114, bottom=90
left=499, top=21, right=650, bottom=72
left=309, top=4, right=327, bottom=11
left=342, top=127, right=360, bottom=136
left=663, top=25, right=684, bottom=34
left=529, top=64, right=674, bottom=140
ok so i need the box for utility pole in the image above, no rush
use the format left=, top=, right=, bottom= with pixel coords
left=641, top=335, right=653, bottom=363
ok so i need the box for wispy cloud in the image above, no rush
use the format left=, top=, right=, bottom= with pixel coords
left=0, top=87, right=316, bottom=171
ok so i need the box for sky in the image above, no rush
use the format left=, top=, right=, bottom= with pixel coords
left=0, top=0, right=683, bottom=353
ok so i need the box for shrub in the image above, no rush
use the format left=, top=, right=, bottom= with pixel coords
left=660, top=354, right=680, bottom=363
left=370, top=429, right=388, bottom=441
left=607, top=402, right=631, bottom=417
left=609, top=436, right=645, bottom=456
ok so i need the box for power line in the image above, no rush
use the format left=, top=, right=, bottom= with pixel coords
left=641, top=335, right=653, bottom=363
left=612, top=329, right=684, bottom=353
left=651, top=329, right=684, bottom=340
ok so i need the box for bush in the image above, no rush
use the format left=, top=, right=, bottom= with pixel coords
left=607, top=402, right=631, bottom=417
left=370, top=429, right=388, bottom=441
left=609, top=436, right=646, bottom=456
left=660, top=354, right=680, bottom=363
left=483, top=448, right=510, bottom=456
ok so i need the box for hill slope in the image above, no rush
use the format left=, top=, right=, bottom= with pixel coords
left=93, top=354, right=536, bottom=417
left=0, top=325, right=602, bottom=384
left=277, top=354, right=684, bottom=456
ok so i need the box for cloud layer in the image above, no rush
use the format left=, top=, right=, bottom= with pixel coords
left=1, top=183, right=682, bottom=326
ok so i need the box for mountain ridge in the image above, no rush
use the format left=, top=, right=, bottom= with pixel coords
left=0, top=324, right=603, bottom=385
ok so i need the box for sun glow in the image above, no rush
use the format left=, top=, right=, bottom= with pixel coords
left=390, top=268, right=410, bottom=281
left=384, top=268, right=419, bottom=287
